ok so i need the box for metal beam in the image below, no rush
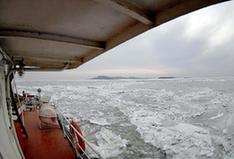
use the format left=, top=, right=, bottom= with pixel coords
left=23, top=67, right=65, bottom=71
left=96, top=0, right=153, bottom=26
left=0, top=30, right=105, bottom=50
left=155, top=0, right=228, bottom=25
left=12, top=55, right=83, bottom=70
left=12, top=55, right=78, bottom=63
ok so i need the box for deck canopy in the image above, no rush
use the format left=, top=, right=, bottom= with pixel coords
left=0, top=0, right=228, bottom=70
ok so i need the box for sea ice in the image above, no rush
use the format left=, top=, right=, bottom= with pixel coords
left=16, top=78, right=234, bottom=159
left=94, top=128, right=128, bottom=158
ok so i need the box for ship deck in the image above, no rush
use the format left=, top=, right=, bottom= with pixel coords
left=23, top=111, right=76, bottom=159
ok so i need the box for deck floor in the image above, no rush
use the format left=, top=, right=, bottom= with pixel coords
left=24, top=111, right=76, bottom=159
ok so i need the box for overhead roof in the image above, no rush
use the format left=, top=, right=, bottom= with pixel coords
left=0, top=0, right=228, bottom=70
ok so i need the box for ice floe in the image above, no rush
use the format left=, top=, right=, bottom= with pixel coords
left=94, top=128, right=128, bottom=158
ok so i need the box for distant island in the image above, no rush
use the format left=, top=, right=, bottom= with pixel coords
left=91, top=75, right=148, bottom=80
left=158, top=77, right=176, bottom=79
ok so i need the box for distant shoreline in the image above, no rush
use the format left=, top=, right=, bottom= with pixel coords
left=91, top=75, right=149, bottom=80
left=91, top=75, right=180, bottom=80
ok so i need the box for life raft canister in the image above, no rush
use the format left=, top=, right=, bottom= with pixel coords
left=70, top=120, right=86, bottom=154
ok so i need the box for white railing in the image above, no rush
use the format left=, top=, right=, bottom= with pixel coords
left=57, top=111, right=103, bottom=159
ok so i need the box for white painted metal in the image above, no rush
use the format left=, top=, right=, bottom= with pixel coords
left=0, top=66, right=24, bottom=159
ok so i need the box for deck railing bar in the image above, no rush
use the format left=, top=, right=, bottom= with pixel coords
left=58, top=114, right=87, bottom=159
left=57, top=111, right=102, bottom=159
left=63, top=130, right=86, bottom=159
left=73, top=138, right=90, bottom=159
left=62, top=118, right=94, bottom=159
left=70, top=124, right=98, bottom=159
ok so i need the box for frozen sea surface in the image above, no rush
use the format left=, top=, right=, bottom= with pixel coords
left=16, top=77, right=234, bottom=159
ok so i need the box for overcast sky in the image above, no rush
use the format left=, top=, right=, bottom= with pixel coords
left=23, top=1, right=234, bottom=80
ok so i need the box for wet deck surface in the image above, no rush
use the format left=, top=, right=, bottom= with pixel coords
left=24, top=111, right=76, bottom=159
